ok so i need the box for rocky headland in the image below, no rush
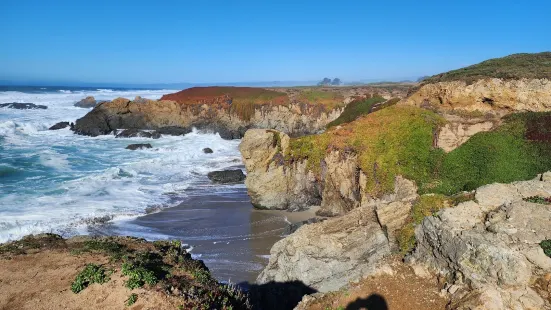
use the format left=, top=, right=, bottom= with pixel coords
left=72, top=86, right=406, bottom=139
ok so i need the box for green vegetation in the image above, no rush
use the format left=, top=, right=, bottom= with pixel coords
left=397, top=195, right=449, bottom=254
left=428, top=113, right=551, bottom=195
left=289, top=108, right=551, bottom=197
left=71, top=264, right=110, bottom=293
left=523, top=196, right=551, bottom=204
left=423, top=52, right=551, bottom=84
left=288, top=106, right=445, bottom=195
left=541, top=240, right=551, bottom=258
left=326, top=96, right=386, bottom=128
left=71, top=239, right=129, bottom=260
left=126, top=293, right=138, bottom=306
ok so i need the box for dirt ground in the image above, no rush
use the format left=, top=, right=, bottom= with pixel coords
left=301, top=257, right=449, bottom=310
left=0, top=250, right=182, bottom=310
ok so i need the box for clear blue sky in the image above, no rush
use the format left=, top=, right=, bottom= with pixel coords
left=1, top=0, right=550, bottom=84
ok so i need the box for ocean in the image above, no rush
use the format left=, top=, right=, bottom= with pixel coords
left=0, top=86, right=289, bottom=283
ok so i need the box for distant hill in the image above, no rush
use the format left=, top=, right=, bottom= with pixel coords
left=423, top=52, right=551, bottom=84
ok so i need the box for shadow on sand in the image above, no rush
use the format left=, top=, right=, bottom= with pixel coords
left=345, top=293, right=388, bottom=310
left=239, top=280, right=317, bottom=310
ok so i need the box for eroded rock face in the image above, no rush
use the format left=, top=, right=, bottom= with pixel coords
left=257, top=204, right=391, bottom=292
left=437, top=114, right=499, bottom=152
left=411, top=172, right=551, bottom=309
left=404, top=78, right=551, bottom=113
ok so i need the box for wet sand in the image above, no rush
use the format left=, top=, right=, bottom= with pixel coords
left=97, top=186, right=316, bottom=284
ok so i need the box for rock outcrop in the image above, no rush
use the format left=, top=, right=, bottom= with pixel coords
left=0, top=102, right=47, bottom=109
left=115, top=129, right=161, bottom=139
left=404, top=78, right=551, bottom=113
left=410, top=172, right=551, bottom=309
left=74, top=96, right=97, bottom=108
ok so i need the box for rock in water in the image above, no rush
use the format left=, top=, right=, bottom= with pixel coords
left=156, top=126, right=192, bottom=136
left=0, top=102, right=47, bottom=109
left=49, top=122, right=70, bottom=130
left=202, top=148, right=213, bottom=154
left=207, top=170, right=246, bottom=184
left=126, top=143, right=153, bottom=150
left=115, top=129, right=161, bottom=139
left=74, top=96, right=97, bottom=108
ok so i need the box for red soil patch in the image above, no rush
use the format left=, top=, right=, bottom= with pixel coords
left=160, top=86, right=289, bottom=106
left=526, top=114, right=551, bottom=143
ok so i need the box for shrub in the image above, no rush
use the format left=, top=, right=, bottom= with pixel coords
left=121, top=261, right=157, bottom=289
left=71, top=264, right=110, bottom=293
left=126, top=293, right=138, bottom=306
left=541, top=240, right=551, bottom=257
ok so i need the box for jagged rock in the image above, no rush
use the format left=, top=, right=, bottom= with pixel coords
left=0, top=102, right=47, bottom=109
left=74, top=96, right=97, bottom=108
left=48, top=122, right=70, bottom=130
left=125, top=143, right=152, bottom=150
left=115, top=129, right=160, bottom=139
left=257, top=203, right=391, bottom=292
left=207, top=170, right=246, bottom=184
left=410, top=172, right=551, bottom=309
left=202, top=148, right=213, bottom=154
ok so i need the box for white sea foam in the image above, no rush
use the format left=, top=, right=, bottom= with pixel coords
left=0, top=88, right=244, bottom=243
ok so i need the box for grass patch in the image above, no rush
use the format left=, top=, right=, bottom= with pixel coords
left=523, top=196, right=551, bottom=205
left=296, top=89, right=345, bottom=110
left=71, top=264, right=110, bottom=293
left=397, top=195, right=449, bottom=254
left=326, top=95, right=386, bottom=128
left=423, top=52, right=551, bottom=84
left=541, top=240, right=551, bottom=258
left=71, top=239, right=129, bottom=260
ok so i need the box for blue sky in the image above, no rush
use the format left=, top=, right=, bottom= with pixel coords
left=1, top=0, right=550, bottom=84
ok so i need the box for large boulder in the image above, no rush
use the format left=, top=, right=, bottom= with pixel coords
left=257, top=203, right=392, bottom=292
left=207, top=170, right=246, bottom=184
left=74, top=96, right=97, bottom=108
left=410, top=172, right=551, bottom=309
left=0, top=102, right=47, bottom=109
